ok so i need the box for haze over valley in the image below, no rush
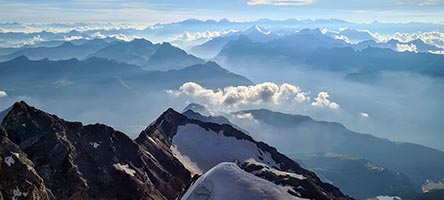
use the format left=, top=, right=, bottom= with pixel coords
left=1, top=1, right=444, bottom=199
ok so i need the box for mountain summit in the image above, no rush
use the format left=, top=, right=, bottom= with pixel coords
left=0, top=102, right=352, bottom=200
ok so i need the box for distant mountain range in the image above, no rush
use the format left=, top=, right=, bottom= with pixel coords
left=232, top=109, right=444, bottom=188
left=213, top=28, right=444, bottom=80
left=0, top=38, right=205, bottom=71
left=0, top=101, right=353, bottom=200
left=2, top=18, right=444, bottom=50
left=0, top=39, right=112, bottom=62
left=87, top=39, right=205, bottom=70
left=182, top=104, right=444, bottom=199
left=0, top=56, right=251, bottom=99
left=214, top=28, right=346, bottom=67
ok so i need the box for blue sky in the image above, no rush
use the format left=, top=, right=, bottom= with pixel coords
left=0, top=0, right=443, bottom=24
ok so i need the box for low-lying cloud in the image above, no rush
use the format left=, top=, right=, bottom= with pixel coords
left=396, top=43, right=417, bottom=52
left=380, top=31, right=444, bottom=48
left=177, top=30, right=238, bottom=42
left=167, top=82, right=339, bottom=110
left=0, top=90, right=7, bottom=98
left=360, top=112, right=369, bottom=118
left=311, top=92, right=340, bottom=109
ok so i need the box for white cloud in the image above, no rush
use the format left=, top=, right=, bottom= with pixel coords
left=167, top=82, right=310, bottom=108
left=177, top=30, right=238, bottom=42
left=108, top=34, right=132, bottom=41
left=396, top=43, right=417, bottom=52
left=64, top=35, right=84, bottom=41
left=24, top=35, right=45, bottom=45
left=0, top=90, right=7, bottom=98
left=168, top=82, right=344, bottom=112
left=360, top=112, right=369, bottom=118
left=376, top=31, right=444, bottom=48
left=429, top=50, right=444, bottom=54
left=90, top=31, right=132, bottom=41
left=247, top=0, right=315, bottom=6
left=311, top=92, right=340, bottom=109
left=92, top=31, right=106, bottom=39
left=234, top=113, right=254, bottom=120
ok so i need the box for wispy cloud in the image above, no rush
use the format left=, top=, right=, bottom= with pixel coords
left=247, top=0, right=315, bottom=6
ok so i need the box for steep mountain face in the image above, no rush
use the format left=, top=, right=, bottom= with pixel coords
left=136, top=108, right=352, bottom=200
left=1, top=101, right=191, bottom=199
left=0, top=126, right=50, bottom=200
left=295, top=153, right=415, bottom=199
left=232, top=109, right=444, bottom=189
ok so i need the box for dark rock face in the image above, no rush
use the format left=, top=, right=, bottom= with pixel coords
left=1, top=101, right=191, bottom=200
left=0, top=126, right=50, bottom=200
left=136, top=108, right=353, bottom=200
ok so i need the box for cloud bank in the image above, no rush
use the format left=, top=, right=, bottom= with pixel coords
left=177, top=30, right=238, bottom=42
left=167, top=82, right=339, bottom=110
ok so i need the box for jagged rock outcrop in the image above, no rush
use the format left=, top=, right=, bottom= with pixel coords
left=1, top=101, right=191, bottom=200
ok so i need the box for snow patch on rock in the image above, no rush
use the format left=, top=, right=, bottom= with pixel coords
left=90, top=142, right=101, bottom=148
left=5, top=156, right=15, bottom=167
left=113, top=163, right=136, bottom=176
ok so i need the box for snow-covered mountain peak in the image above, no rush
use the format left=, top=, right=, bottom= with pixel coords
left=244, top=25, right=271, bottom=35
